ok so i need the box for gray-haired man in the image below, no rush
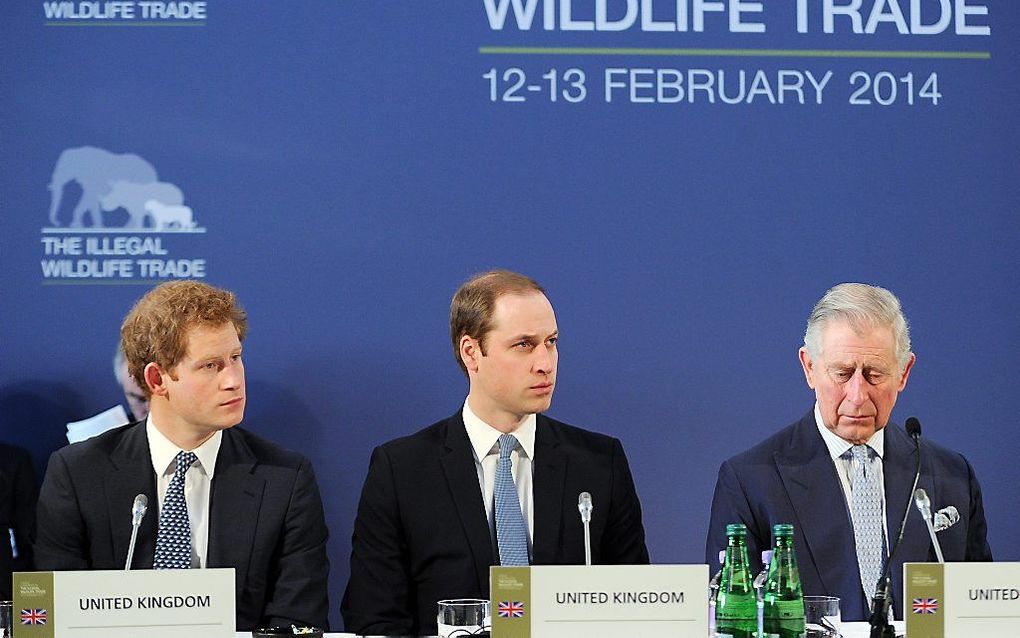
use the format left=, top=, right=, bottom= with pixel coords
left=705, top=283, right=991, bottom=621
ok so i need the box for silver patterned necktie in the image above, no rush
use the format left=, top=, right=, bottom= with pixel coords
left=154, top=451, right=197, bottom=569
left=849, top=444, right=884, bottom=601
left=494, top=434, right=530, bottom=566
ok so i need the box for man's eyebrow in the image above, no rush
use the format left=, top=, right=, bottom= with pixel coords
left=506, top=333, right=538, bottom=341
left=191, top=349, right=240, bottom=363
left=508, top=330, right=558, bottom=340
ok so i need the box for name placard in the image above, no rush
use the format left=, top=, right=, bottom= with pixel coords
left=490, top=564, right=708, bottom=638
left=905, top=562, right=1020, bottom=638
left=12, top=568, right=235, bottom=638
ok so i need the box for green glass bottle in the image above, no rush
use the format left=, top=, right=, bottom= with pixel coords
left=762, top=523, right=806, bottom=638
left=716, top=523, right=757, bottom=638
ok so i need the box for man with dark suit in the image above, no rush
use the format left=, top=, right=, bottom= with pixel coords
left=706, top=283, right=991, bottom=621
left=35, top=281, right=329, bottom=631
left=342, top=270, right=649, bottom=635
left=1, top=443, right=37, bottom=599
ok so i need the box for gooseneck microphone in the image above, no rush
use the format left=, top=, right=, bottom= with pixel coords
left=869, top=416, right=922, bottom=638
left=913, top=488, right=946, bottom=563
left=124, top=494, right=148, bottom=570
left=578, top=492, right=593, bottom=567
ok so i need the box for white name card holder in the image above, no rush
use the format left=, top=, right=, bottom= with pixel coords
left=490, top=564, right=708, bottom=638
left=905, top=561, right=1020, bottom=638
left=13, top=568, right=235, bottom=638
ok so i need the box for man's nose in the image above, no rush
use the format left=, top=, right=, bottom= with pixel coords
left=221, top=361, right=243, bottom=389
left=533, top=344, right=554, bottom=375
left=845, top=370, right=868, bottom=404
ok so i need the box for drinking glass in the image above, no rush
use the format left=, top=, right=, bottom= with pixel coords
left=1, top=600, right=13, bottom=638
left=804, top=595, right=841, bottom=638
left=437, top=598, right=490, bottom=637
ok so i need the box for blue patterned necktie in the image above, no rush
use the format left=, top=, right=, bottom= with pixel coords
left=849, top=444, right=884, bottom=601
left=154, top=451, right=197, bottom=569
left=494, top=434, right=530, bottom=566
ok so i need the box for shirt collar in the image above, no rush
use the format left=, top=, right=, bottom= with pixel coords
left=813, top=402, right=884, bottom=460
left=462, top=399, right=537, bottom=462
left=146, top=416, right=223, bottom=479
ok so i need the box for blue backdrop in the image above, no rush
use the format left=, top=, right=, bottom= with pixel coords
left=3, top=1, right=1017, bottom=630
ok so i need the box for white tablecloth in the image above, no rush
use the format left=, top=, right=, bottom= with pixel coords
left=843, top=620, right=905, bottom=637
left=235, top=634, right=356, bottom=637
left=234, top=621, right=905, bottom=637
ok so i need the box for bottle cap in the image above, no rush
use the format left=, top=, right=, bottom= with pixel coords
left=772, top=523, right=794, bottom=537
left=725, top=523, right=748, bottom=536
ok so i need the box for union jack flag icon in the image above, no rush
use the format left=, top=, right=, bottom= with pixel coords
left=912, top=598, right=939, bottom=614
left=498, top=600, right=525, bottom=618
left=21, top=608, right=47, bottom=625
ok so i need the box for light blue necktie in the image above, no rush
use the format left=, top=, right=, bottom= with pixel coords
left=154, top=451, right=197, bottom=569
left=849, top=444, right=884, bottom=601
left=494, top=434, right=530, bottom=566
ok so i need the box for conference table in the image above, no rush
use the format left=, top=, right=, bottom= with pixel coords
left=233, top=622, right=906, bottom=637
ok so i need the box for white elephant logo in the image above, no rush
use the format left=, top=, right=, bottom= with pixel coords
left=100, top=180, right=183, bottom=229
left=47, top=146, right=199, bottom=230
left=145, top=200, right=196, bottom=231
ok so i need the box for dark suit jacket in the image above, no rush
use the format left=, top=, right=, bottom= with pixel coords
left=341, top=411, right=650, bottom=635
left=34, top=422, right=330, bottom=631
left=706, top=410, right=992, bottom=621
left=1, top=443, right=38, bottom=599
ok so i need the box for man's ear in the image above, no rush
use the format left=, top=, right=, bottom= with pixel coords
left=144, top=362, right=170, bottom=397
left=897, top=352, right=916, bottom=392
left=460, top=335, right=481, bottom=374
left=798, top=347, right=816, bottom=390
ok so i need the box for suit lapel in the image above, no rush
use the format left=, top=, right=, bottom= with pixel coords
left=532, top=415, right=566, bottom=565
left=439, top=413, right=496, bottom=592
left=774, top=415, right=862, bottom=610
left=106, top=422, right=158, bottom=568
left=207, top=428, right=263, bottom=587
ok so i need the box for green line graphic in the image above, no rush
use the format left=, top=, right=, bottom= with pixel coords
left=479, top=47, right=989, bottom=60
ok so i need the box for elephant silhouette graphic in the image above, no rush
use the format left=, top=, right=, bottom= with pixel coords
left=100, top=180, right=184, bottom=228
left=144, top=200, right=195, bottom=230
left=47, top=146, right=196, bottom=230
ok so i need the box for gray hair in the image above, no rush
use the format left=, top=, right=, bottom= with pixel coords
left=804, top=283, right=912, bottom=370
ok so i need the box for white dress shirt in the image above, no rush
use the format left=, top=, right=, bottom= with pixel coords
left=462, top=399, right=536, bottom=557
left=813, top=403, right=890, bottom=550
left=146, top=418, right=222, bottom=568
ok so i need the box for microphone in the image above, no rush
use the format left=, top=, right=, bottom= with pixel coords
left=124, top=494, right=148, bottom=570
left=914, top=488, right=945, bottom=563
left=869, top=416, right=922, bottom=638
left=933, top=506, right=960, bottom=532
left=578, top=492, right=593, bottom=567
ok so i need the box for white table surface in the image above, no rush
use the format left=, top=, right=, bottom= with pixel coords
left=234, top=621, right=906, bottom=637
left=842, top=620, right=906, bottom=637
left=235, top=634, right=356, bottom=637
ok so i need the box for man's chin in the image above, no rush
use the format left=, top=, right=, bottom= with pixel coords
left=835, top=420, right=881, bottom=444
left=212, top=416, right=243, bottom=431
left=530, top=396, right=554, bottom=414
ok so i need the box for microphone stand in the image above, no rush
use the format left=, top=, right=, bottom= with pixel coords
left=914, top=489, right=945, bottom=564
left=578, top=492, right=593, bottom=566
left=125, top=495, right=148, bottom=570
left=125, top=520, right=142, bottom=570
left=869, top=419, right=922, bottom=638
left=583, top=520, right=592, bottom=567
